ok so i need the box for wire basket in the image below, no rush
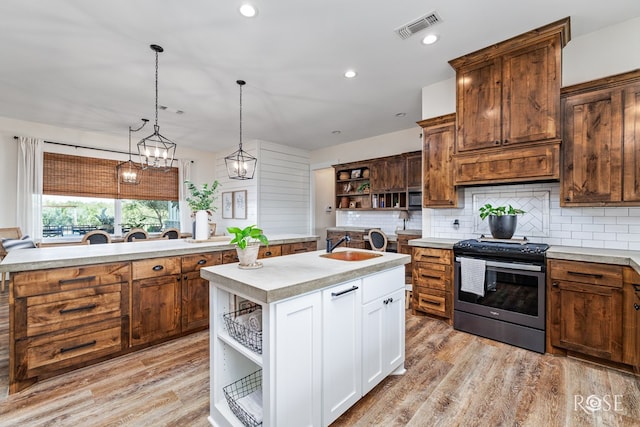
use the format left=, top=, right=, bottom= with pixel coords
left=223, top=304, right=263, bottom=354
left=223, top=369, right=263, bottom=427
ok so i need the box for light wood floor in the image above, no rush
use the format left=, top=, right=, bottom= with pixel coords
left=0, top=289, right=638, bottom=426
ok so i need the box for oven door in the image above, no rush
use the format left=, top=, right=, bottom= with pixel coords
left=454, top=257, right=545, bottom=330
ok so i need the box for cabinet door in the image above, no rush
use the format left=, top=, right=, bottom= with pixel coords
left=131, top=275, right=181, bottom=346
left=502, top=37, right=560, bottom=146
left=561, top=88, right=623, bottom=205
left=322, top=280, right=362, bottom=425
left=406, top=152, right=422, bottom=189
left=623, top=82, right=640, bottom=202
left=371, top=157, right=406, bottom=191
left=423, top=116, right=458, bottom=207
left=550, top=280, right=623, bottom=361
left=623, top=269, right=640, bottom=367
left=455, top=58, right=502, bottom=151
left=362, top=288, right=405, bottom=395
left=182, top=271, right=209, bottom=332
left=274, top=291, right=322, bottom=427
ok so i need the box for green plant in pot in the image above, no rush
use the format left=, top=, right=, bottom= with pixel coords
left=185, top=180, right=220, bottom=240
left=479, top=203, right=526, bottom=239
left=227, top=225, right=269, bottom=268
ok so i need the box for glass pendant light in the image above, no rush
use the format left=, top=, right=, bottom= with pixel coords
left=137, top=44, right=177, bottom=171
left=116, top=119, right=148, bottom=185
left=225, top=80, right=257, bottom=180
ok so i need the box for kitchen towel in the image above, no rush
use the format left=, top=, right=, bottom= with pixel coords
left=247, top=308, right=262, bottom=332
left=236, top=389, right=263, bottom=424
left=460, top=257, right=486, bottom=297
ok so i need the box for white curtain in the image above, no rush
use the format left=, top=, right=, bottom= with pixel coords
left=178, top=159, right=193, bottom=233
left=16, top=137, right=44, bottom=241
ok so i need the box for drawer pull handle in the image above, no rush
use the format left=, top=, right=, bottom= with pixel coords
left=331, top=286, right=359, bottom=297
left=60, top=340, right=97, bottom=354
left=59, top=275, right=96, bottom=285
left=419, top=255, right=440, bottom=259
left=265, top=251, right=272, bottom=256
left=422, top=299, right=441, bottom=306
left=567, top=271, right=602, bottom=279
left=152, top=265, right=164, bottom=271
left=633, top=284, right=640, bottom=292
left=420, top=274, right=441, bottom=280
left=383, top=297, right=394, bottom=305
left=552, top=282, right=559, bottom=288
left=293, top=248, right=306, bottom=252
left=59, top=303, right=97, bottom=314
left=197, top=259, right=207, bottom=265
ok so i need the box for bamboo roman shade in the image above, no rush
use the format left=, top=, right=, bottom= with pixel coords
left=43, top=152, right=178, bottom=201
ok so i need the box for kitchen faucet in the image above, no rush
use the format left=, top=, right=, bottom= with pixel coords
left=326, top=235, right=351, bottom=252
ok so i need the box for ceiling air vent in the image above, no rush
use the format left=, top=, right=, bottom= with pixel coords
left=395, top=11, right=442, bottom=40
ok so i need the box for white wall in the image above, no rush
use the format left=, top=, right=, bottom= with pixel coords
left=0, top=116, right=217, bottom=228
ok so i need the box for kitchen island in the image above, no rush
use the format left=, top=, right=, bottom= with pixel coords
left=201, top=248, right=410, bottom=427
left=0, top=235, right=318, bottom=393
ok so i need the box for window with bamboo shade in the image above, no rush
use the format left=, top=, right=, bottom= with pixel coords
left=43, top=152, right=178, bottom=201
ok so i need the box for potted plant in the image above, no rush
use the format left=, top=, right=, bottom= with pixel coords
left=227, top=225, right=269, bottom=268
left=185, top=180, right=220, bottom=240
left=479, top=203, right=526, bottom=239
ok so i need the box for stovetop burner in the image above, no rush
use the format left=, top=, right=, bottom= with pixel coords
left=453, top=237, right=549, bottom=263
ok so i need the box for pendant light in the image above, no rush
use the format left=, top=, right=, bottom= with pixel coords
left=225, top=79, right=257, bottom=180
left=137, top=44, right=177, bottom=171
left=116, top=118, right=148, bottom=185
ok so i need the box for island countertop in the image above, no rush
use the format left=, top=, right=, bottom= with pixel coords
left=200, top=248, right=410, bottom=304
left=0, top=234, right=318, bottom=273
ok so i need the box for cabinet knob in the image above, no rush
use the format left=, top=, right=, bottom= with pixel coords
left=552, top=282, right=559, bottom=287
left=152, top=265, right=164, bottom=271
left=503, top=139, right=508, bottom=144
left=565, top=197, right=571, bottom=202
left=197, top=259, right=207, bottom=265
left=495, top=140, right=500, bottom=145
left=634, top=303, right=640, bottom=311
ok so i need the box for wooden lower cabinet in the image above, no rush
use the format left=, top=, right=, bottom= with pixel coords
left=548, top=259, right=624, bottom=362
left=396, top=232, right=421, bottom=286
left=181, top=252, right=222, bottom=332
left=411, top=247, right=453, bottom=323
left=131, top=257, right=182, bottom=346
left=623, top=268, right=640, bottom=369
left=327, top=230, right=368, bottom=249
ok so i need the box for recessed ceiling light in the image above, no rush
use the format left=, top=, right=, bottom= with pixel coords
left=344, top=70, right=357, bottom=79
left=239, top=4, right=258, bottom=17
left=395, top=112, right=406, bottom=118
left=422, top=34, right=439, bottom=45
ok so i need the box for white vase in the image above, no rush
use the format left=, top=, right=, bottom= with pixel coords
left=236, top=243, right=261, bottom=267
left=195, top=210, right=209, bottom=240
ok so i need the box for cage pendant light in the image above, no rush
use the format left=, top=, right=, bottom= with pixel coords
left=116, top=119, right=148, bottom=185
left=225, top=80, right=257, bottom=180
left=137, top=44, right=177, bottom=171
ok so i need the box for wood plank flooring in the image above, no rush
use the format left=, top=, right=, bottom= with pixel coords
left=0, top=289, right=638, bottom=426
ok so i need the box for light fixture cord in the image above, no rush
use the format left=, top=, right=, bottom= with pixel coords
left=154, top=49, right=159, bottom=131
left=239, top=82, right=243, bottom=150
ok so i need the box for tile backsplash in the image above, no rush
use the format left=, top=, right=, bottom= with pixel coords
left=336, top=210, right=422, bottom=236
left=428, top=182, right=640, bottom=250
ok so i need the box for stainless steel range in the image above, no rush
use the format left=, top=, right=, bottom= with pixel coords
left=452, top=237, right=549, bottom=353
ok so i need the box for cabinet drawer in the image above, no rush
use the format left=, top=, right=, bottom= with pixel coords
left=181, top=252, right=222, bottom=273
left=414, top=287, right=450, bottom=318
left=21, top=317, right=122, bottom=377
left=25, top=284, right=122, bottom=337
left=132, top=257, right=181, bottom=280
left=549, top=260, right=623, bottom=287
left=412, top=247, right=452, bottom=265
left=222, top=249, right=239, bottom=264
left=259, top=245, right=282, bottom=259
left=282, top=241, right=317, bottom=255
left=362, top=267, right=404, bottom=304
left=413, top=262, right=450, bottom=291
left=13, top=262, right=130, bottom=298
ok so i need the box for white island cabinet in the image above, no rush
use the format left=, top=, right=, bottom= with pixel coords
left=201, top=248, right=409, bottom=427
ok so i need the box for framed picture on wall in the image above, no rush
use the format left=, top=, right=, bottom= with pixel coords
left=233, top=190, right=247, bottom=219
left=222, top=192, right=233, bottom=219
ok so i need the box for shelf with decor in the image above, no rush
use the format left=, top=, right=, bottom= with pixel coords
left=371, top=192, right=407, bottom=210
left=335, top=164, right=371, bottom=210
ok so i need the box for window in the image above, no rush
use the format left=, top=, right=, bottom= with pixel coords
left=42, top=152, right=179, bottom=238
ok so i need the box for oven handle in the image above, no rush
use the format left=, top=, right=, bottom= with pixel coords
left=455, top=257, right=542, bottom=272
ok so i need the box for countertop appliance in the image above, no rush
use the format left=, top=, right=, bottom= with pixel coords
left=408, top=191, right=422, bottom=210
left=452, top=237, right=549, bottom=353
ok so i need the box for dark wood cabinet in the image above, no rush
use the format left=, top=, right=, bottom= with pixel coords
left=449, top=18, right=568, bottom=186
left=412, top=247, right=453, bottom=323
left=561, top=70, right=640, bottom=206
left=335, top=162, right=371, bottom=210
left=396, top=232, right=421, bottom=286
left=406, top=151, right=422, bottom=189
left=371, top=156, right=406, bottom=192
left=548, top=260, right=624, bottom=362
left=419, top=113, right=459, bottom=207
left=131, top=257, right=182, bottom=346
left=181, top=252, right=222, bottom=332
left=327, top=229, right=368, bottom=250
left=623, top=268, right=640, bottom=368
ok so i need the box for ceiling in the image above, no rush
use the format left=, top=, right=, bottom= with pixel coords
left=1, top=1, right=639, bottom=154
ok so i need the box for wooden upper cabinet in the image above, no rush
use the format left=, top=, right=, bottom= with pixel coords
left=419, top=113, right=459, bottom=208
left=561, top=70, right=640, bottom=206
left=370, top=156, right=406, bottom=192
left=451, top=21, right=566, bottom=153
left=406, top=151, right=422, bottom=189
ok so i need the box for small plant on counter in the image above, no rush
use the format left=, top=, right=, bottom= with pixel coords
left=356, top=181, right=370, bottom=193
left=479, top=203, right=525, bottom=220
left=185, top=180, right=221, bottom=213
left=227, top=225, right=269, bottom=249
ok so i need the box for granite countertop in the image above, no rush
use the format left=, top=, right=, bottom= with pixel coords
left=0, top=234, right=318, bottom=273
left=546, top=245, right=640, bottom=272
left=408, top=237, right=459, bottom=249
left=200, top=248, right=410, bottom=304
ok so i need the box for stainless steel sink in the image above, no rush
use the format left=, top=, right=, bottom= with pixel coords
left=320, top=251, right=383, bottom=261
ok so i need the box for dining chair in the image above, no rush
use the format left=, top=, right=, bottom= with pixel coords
left=368, top=229, right=388, bottom=252
left=123, top=228, right=149, bottom=242
left=160, top=228, right=180, bottom=240
left=81, top=229, right=112, bottom=244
